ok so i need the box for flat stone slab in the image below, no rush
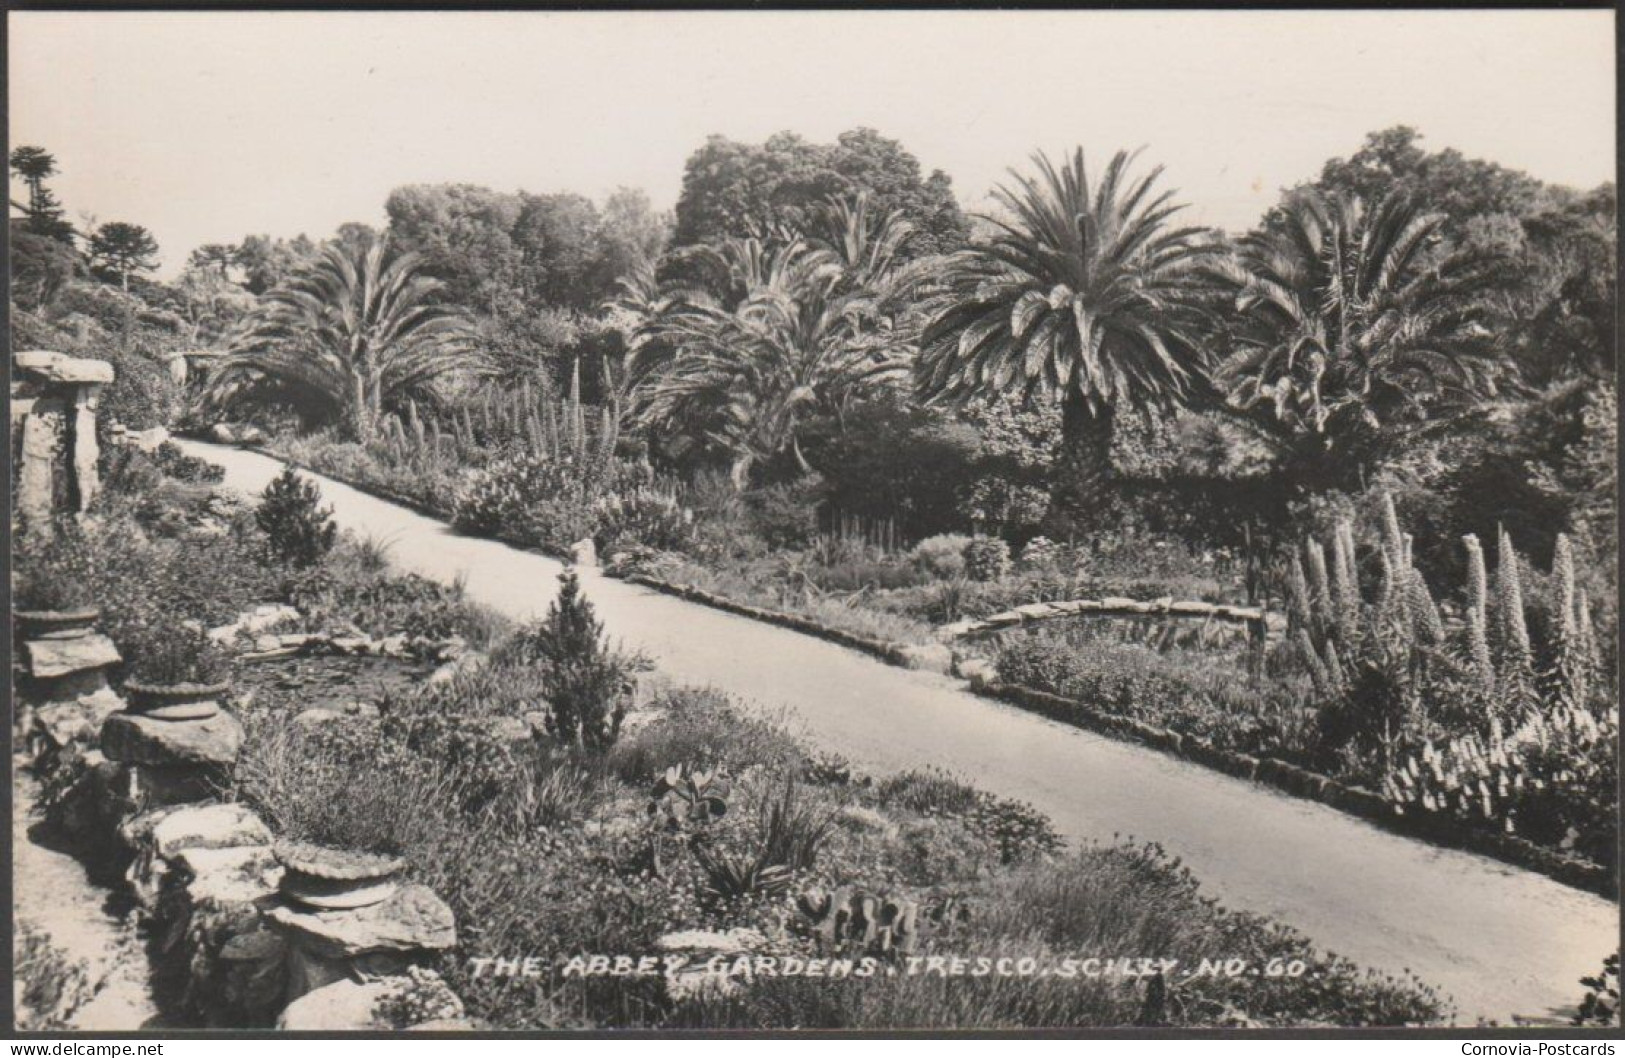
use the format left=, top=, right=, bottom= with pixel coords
left=14, top=350, right=115, bottom=384
left=101, top=710, right=244, bottom=767
left=148, top=802, right=272, bottom=858
left=265, top=883, right=456, bottom=961
left=25, top=634, right=121, bottom=679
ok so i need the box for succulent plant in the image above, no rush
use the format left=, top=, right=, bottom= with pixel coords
left=648, top=764, right=728, bottom=830
left=797, top=886, right=920, bottom=956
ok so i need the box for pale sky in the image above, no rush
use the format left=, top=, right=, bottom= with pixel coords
left=8, top=9, right=1616, bottom=276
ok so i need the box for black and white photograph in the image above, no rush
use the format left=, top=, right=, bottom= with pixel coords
left=4, top=6, right=1619, bottom=1039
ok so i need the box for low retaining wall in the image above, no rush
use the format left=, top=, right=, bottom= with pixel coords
left=972, top=678, right=1615, bottom=899
left=618, top=572, right=949, bottom=672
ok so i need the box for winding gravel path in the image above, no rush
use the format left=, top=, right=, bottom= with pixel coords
left=180, top=439, right=1618, bottom=1025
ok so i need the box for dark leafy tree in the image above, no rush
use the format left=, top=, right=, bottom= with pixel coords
left=385, top=184, right=523, bottom=308
left=918, top=148, right=1220, bottom=530
left=672, top=128, right=967, bottom=258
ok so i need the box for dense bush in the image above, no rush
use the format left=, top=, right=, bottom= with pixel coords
left=123, top=622, right=230, bottom=686
left=909, top=534, right=972, bottom=579
left=963, top=537, right=1012, bottom=582
left=996, top=632, right=1315, bottom=761
left=255, top=467, right=337, bottom=568
left=593, top=486, right=693, bottom=555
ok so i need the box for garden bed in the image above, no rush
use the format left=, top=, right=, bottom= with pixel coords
left=971, top=678, right=1613, bottom=898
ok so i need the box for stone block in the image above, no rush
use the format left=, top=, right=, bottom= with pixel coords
left=25, top=633, right=121, bottom=679
left=101, top=711, right=244, bottom=768
left=14, top=351, right=115, bottom=384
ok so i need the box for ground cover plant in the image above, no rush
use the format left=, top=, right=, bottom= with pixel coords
left=231, top=606, right=1451, bottom=1029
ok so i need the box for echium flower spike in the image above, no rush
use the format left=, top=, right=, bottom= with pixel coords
left=1379, top=492, right=1405, bottom=569
left=1463, top=534, right=1488, bottom=628
left=1306, top=539, right=1333, bottom=636
left=1332, top=520, right=1361, bottom=647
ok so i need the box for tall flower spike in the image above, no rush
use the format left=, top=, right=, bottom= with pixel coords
left=1332, top=520, right=1361, bottom=646
left=1463, top=534, right=1488, bottom=628
left=1306, top=539, right=1333, bottom=635
left=1379, top=492, right=1405, bottom=569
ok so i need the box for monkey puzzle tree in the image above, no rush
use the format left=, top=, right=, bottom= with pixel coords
left=88, top=222, right=160, bottom=291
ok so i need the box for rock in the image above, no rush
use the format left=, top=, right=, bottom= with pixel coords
left=477, top=716, right=532, bottom=745
left=148, top=802, right=272, bottom=858
left=377, top=634, right=410, bottom=657
left=24, top=634, right=121, bottom=679
left=208, top=603, right=300, bottom=644
left=101, top=711, right=245, bottom=768
left=276, top=978, right=398, bottom=1031
left=173, top=845, right=282, bottom=906
left=523, top=711, right=549, bottom=738
left=208, top=423, right=238, bottom=444
left=266, top=883, right=457, bottom=961
left=252, top=634, right=282, bottom=653
left=14, top=350, right=116, bottom=384
left=570, top=537, right=598, bottom=567
left=329, top=634, right=373, bottom=655
left=237, top=425, right=267, bottom=445
left=655, top=927, right=766, bottom=956
left=32, top=690, right=123, bottom=752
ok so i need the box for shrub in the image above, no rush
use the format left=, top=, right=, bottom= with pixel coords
left=593, top=486, right=693, bottom=555
left=1575, top=954, right=1620, bottom=1027
left=1019, top=535, right=1062, bottom=571
left=963, top=537, right=1012, bottom=582
left=909, top=533, right=972, bottom=579
left=151, top=441, right=225, bottom=484
left=996, top=632, right=1315, bottom=760
left=505, top=567, right=649, bottom=751
left=124, top=622, right=230, bottom=686
left=255, top=467, right=337, bottom=568
left=744, top=479, right=825, bottom=551
left=372, top=966, right=464, bottom=1029
left=13, top=526, right=98, bottom=611
left=13, top=922, right=96, bottom=1031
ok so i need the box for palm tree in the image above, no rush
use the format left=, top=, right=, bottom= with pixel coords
left=917, top=148, right=1219, bottom=528
left=1217, top=189, right=1503, bottom=487
left=633, top=203, right=918, bottom=487
left=208, top=235, right=476, bottom=440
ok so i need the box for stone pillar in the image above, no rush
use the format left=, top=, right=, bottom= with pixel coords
left=71, top=383, right=102, bottom=512
left=16, top=396, right=63, bottom=531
